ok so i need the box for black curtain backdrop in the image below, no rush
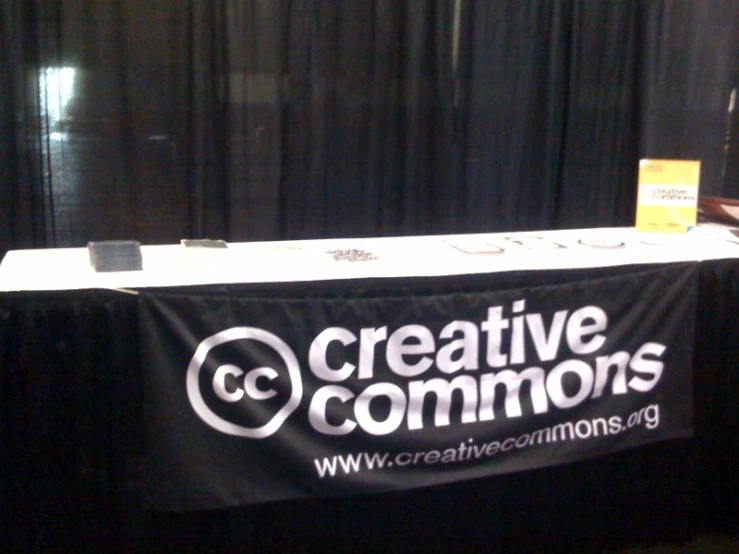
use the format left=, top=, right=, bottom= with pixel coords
left=1, top=0, right=738, bottom=256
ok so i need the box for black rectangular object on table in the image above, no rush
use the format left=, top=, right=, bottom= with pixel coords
left=181, top=239, right=228, bottom=248
left=88, top=240, right=143, bottom=272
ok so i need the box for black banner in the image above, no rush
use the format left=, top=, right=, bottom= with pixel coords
left=140, top=264, right=697, bottom=510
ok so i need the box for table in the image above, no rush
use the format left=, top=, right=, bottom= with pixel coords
left=2, top=226, right=739, bottom=292
left=2, top=227, right=738, bottom=551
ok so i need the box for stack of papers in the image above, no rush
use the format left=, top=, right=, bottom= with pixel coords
left=88, top=240, right=143, bottom=272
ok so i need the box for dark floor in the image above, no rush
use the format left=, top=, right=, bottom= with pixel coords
left=611, top=535, right=739, bottom=554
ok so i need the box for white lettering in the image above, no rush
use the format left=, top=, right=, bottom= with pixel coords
left=354, top=383, right=407, bottom=435
left=386, top=325, right=435, bottom=377
left=478, top=367, right=548, bottom=420
left=308, top=385, right=357, bottom=435
left=357, top=326, right=387, bottom=379
left=436, top=320, right=479, bottom=374
left=526, top=310, right=568, bottom=362
left=212, top=364, right=244, bottom=402
left=592, top=351, right=629, bottom=398
left=309, top=327, right=357, bottom=382
left=243, top=367, right=278, bottom=400
left=546, top=359, right=594, bottom=409
left=628, top=342, right=666, bottom=392
left=406, top=375, right=478, bottom=430
left=481, top=306, right=510, bottom=367
left=566, top=306, right=608, bottom=355
left=510, top=299, right=526, bottom=364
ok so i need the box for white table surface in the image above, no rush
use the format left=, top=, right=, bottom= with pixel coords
left=1, top=226, right=738, bottom=292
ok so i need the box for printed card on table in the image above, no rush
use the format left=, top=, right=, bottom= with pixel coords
left=635, top=159, right=701, bottom=234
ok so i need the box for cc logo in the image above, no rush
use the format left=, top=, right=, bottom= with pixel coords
left=186, top=327, right=302, bottom=438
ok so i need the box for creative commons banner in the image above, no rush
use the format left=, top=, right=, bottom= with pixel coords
left=139, top=264, right=697, bottom=510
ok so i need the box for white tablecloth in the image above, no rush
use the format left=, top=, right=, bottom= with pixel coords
left=1, top=225, right=738, bottom=292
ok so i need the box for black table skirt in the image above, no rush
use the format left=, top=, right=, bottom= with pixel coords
left=2, top=261, right=738, bottom=552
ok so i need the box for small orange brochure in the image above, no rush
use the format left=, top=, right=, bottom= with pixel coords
left=635, top=159, right=701, bottom=234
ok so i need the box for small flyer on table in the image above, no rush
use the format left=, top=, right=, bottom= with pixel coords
left=635, top=159, right=701, bottom=234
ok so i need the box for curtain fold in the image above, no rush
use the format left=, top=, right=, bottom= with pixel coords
left=1, top=0, right=48, bottom=254
left=1, top=0, right=738, bottom=258
left=556, top=0, right=643, bottom=228
left=278, top=0, right=457, bottom=239
left=460, top=1, right=573, bottom=232
left=188, top=0, right=230, bottom=240
left=640, top=0, right=739, bottom=197
left=225, top=0, right=285, bottom=241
